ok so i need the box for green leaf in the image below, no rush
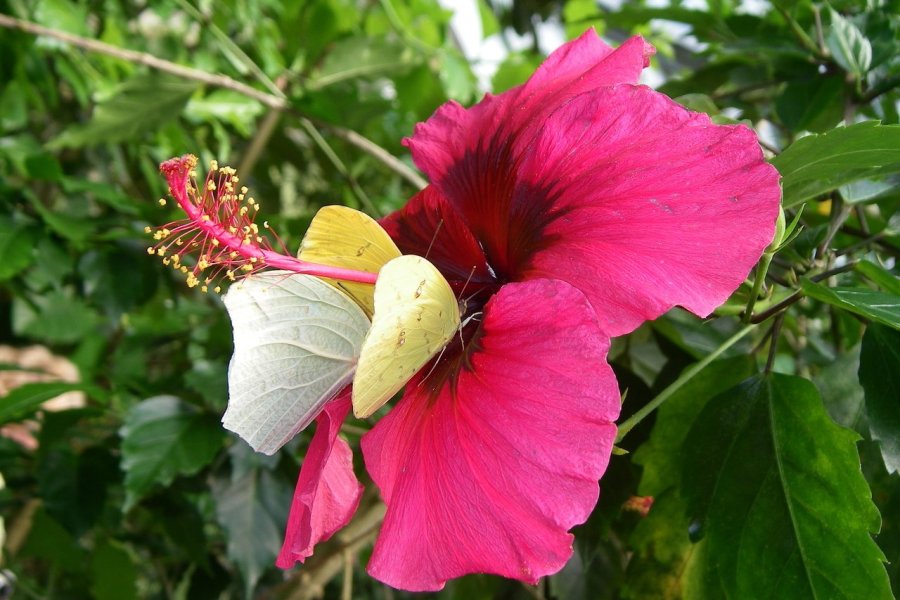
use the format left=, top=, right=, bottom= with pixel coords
left=859, top=325, right=900, bottom=474
left=20, top=508, right=86, bottom=573
left=186, top=90, right=264, bottom=137
left=625, top=356, right=756, bottom=598
left=13, top=291, right=104, bottom=344
left=682, top=374, right=891, bottom=599
left=311, top=36, right=415, bottom=89
left=563, top=0, right=605, bottom=38
left=492, top=51, right=543, bottom=93
left=439, top=50, right=477, bottom=103
left=634, top=355, right=757, bottom=495
left=623, top=490, right=707, bottom=599
left=827, top=9, right=872, bottom=78
left=0, top=218, right=38, bottom=281
left=772, top=122, right=900, bottom=207
left=775, top=74, right=844, bottom=133
left=477, top=0, right=499, bottom=37
left=0, top=382, right=94, bottom=424
left=801, top=279, right=900, bottom=329
left=49, top=74, right=197, bottom=148
left=814, top=345, right=865, bottom=431
left=91, top=541, right=138, bottom=600
left=857, top=260, right=900, bottom=295
left=214, top=444, right=292, bottom=596
left=119, top=396, right=224, bottom=510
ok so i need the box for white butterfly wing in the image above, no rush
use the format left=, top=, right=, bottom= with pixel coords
left=222, top=271, right=370, bottom=454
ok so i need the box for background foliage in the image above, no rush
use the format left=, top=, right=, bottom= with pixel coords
left=0, top=0, right=898, bottom=598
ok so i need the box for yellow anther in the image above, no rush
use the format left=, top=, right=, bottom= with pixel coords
left=226, top=270, right=236, bottom=281
left=214, top=286, right=221, bottom=293
left=253, top=204, right=260, bottom=211
left=162, top=258, right=170, bottom=266
left=249, top=257, right=257, bottom=264
left=207, top=181, right=216, bottom=191
left=180, top=266, right=188, bottom=273
left=158, top=198, right=167, bottom=206
left=201, top=214, right=211, bottom=221
left=147, top=247, right=155, bottom=255
left=228, top=226, right=237, bottom=234
left=144, top=226, right=152, bottom=234
left=211, top=239, right=219, bottom=247
left=240, top=186, right=248, bottom=194
left=250, top=224, right=259, bottom=234
left=229, top=251, right=239, bottom=259
left=256, top=236, right=263, bottom=243
left=175, top=239, right=183, bottom=246
left=263, top=221, right=269, bottom=229
left=156, top=247, right=166, bottom=256
left=210, top=159, right=219, bottom=171
left=241, top=264, right=253, bottom=272
left=239, top=206, right=248, bottom=216
left=201, top=285, right=208, bottom=293
left=153, top=231, right=163, bottom=240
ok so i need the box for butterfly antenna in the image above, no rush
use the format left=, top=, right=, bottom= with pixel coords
left=424, top=219, right=444, bottom=260
left=457, top=265, right=477, bottom=301
left=417, top=346, right=448, bottom=391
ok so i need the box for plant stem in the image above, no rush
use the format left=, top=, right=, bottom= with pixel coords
left=764, top=314, right=785, bottom=374
left=615, top=324, right=756, bottom=442
left=749, top=260, right=859, bottom=323
left=773, top=3, right=826, bottom=59
left=294, top=122, right=381, bottom=217
left=743, top=252, right=774, bottom=323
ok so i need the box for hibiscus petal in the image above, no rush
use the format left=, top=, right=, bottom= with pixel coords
left=380, top=186, right=495, bottom=292
left=276, top=392, right=363, bottom=568
left=361, top=279, right=619, bottom=591
left=518, top=84, right=781, bottom=335
left=404, top=31, right=653, bottom=190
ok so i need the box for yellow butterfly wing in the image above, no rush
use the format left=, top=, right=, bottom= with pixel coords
left=298, top=205, right=401, bottom=317
left=352, top=255, right=460, bottom=418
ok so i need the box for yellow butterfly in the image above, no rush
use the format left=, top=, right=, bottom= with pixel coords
left=298, top=205, right=401, bottom=317
left=352, top=255, right=461, bottom=418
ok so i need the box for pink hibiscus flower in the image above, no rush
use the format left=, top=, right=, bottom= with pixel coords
left=276, top=30, right=781, bottom=591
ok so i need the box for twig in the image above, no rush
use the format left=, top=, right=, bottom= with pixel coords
left=0, top=12, right=428, bottom=190
left=281, top=500, right=386, bottom=600
left=287, top=124, right=380, bottom=216
left=773, top=3, right=826, bottom=59
left=320, top=123, right=427, bottom=190
left=239, top=75, right=288, bottom=175
left=812, top=5, right=827, bottom=56
left=749, top=260, right=859, bottom=324
left=764, top=313, right=785, bottom=374
left=860, top=74, right=900, bottom=103
left=0, top=13, right=289, bottom=109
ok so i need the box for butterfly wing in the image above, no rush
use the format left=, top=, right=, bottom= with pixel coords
left=352, top=255, right=460, bottom=418
left=298, top=205, right=401, bottom=317
left=222, top=271, right=370, bottom=454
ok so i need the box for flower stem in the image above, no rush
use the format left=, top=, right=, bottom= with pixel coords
left=615, top=324, right=756, bottom=443
left=742, top=252, right=774, bottom=323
